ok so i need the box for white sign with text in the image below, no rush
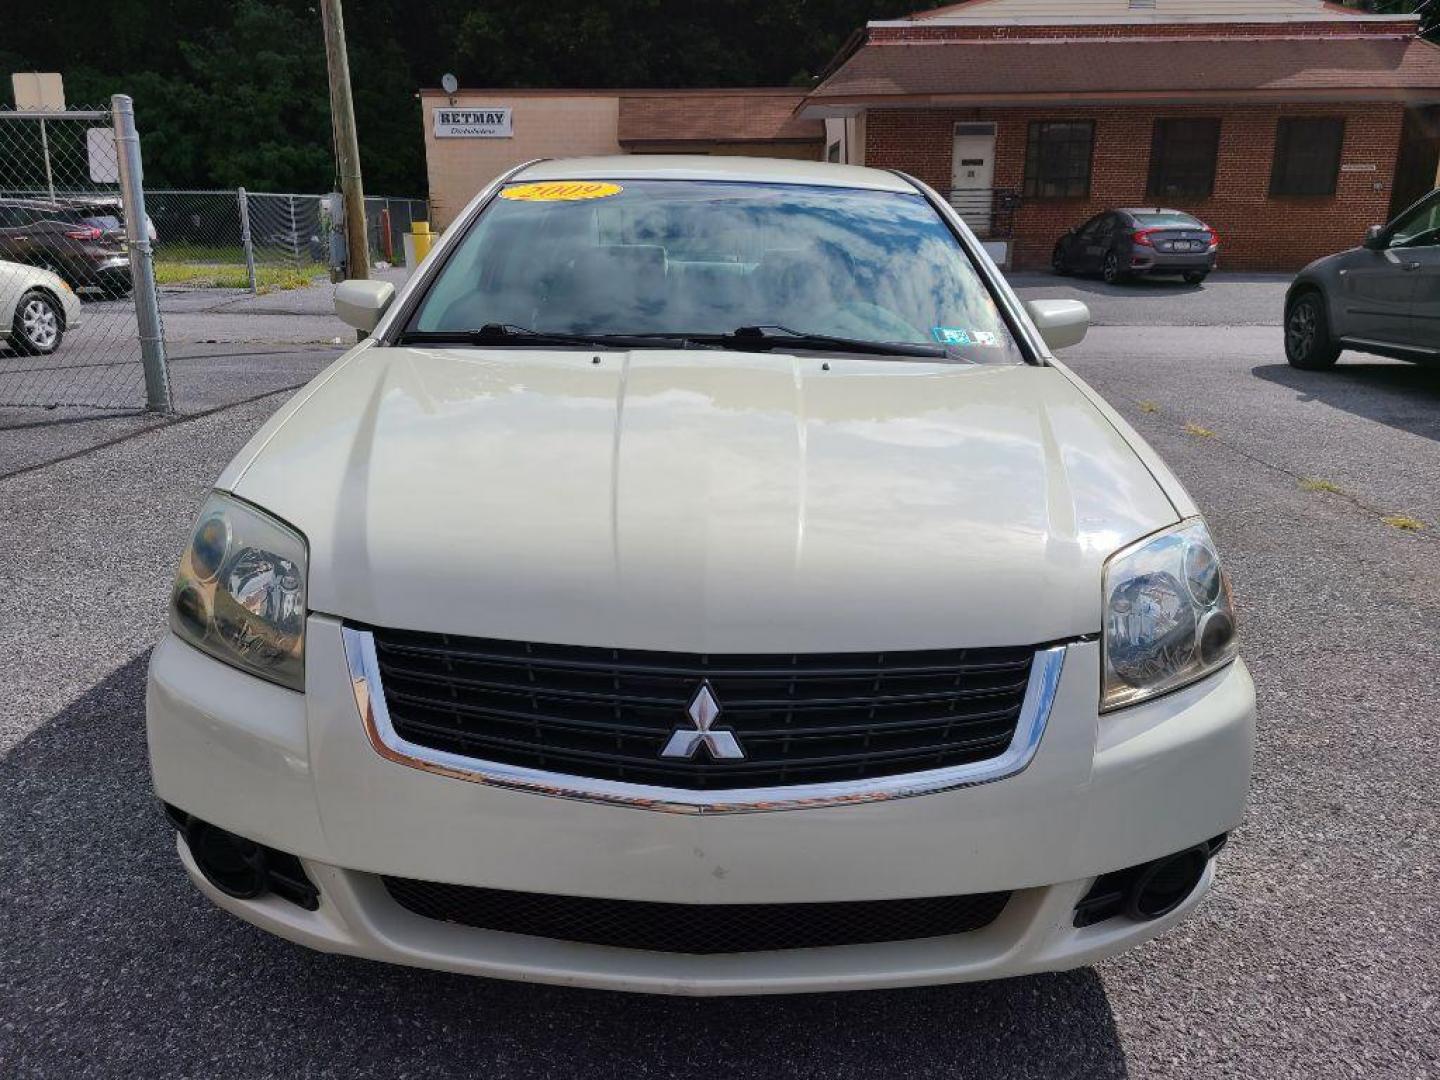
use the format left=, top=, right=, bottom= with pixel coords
left=433, top=107, right=513, bottom=138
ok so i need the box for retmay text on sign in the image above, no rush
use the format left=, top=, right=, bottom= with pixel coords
left=433, top=108, right=513, bottom=138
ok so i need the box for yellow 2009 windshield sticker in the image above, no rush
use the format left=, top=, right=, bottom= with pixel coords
left=500, top=181, right=623, bottom=202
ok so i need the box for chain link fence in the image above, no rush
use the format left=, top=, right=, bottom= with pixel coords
left=0, top=101, right=167, bottom=416
left=2, top=99, right=425, bottom=423
left=139, top=190, right=425, bottom=291
left=142, top=190, right=328, bottom=291
left=4, top=182, right=428, bottom=296
left=363, top=196, right=429, bottom=268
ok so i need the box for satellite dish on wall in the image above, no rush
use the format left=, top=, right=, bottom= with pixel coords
left=441, top=73, right=458, bottom=95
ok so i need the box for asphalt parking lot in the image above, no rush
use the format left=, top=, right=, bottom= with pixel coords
left=2, top=272, right=1437, bottom=1078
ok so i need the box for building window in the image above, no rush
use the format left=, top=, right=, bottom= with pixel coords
left=827, top=140, right=841, bottom=163
left=1147, top=118, right=1221, bottom=199
left=1270, top=117, right=1345, bottom=197
left=1023, top=121, right=1094, bottom=199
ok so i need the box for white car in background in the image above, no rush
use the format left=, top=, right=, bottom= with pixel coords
left=1, top=259, right=80, bottom=355
left=147, top=157, right=1255, bottom=995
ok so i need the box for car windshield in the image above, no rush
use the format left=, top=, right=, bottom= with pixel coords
left=410, top=179, right=1025, bottom=362
left=1389, top=194, right=1440, bottom=248
left=1132, top=212, right=1203, bottom=228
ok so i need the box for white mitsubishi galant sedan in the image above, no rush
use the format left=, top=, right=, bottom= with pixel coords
left=147, top=157, right=1255, bottom=995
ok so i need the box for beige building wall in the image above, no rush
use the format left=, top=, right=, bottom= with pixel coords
left=422, top=93, right=622, bottom=228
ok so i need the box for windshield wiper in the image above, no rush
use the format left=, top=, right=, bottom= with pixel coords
left=396, top=324, right=696, bottom=349
left=680, top=325, right=947, bottom=358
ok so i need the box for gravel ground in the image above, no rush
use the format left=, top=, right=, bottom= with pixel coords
left=0, top=345, right=342, bottom=477
left=2, top=281, right=1438, bottom=1078
left=0, top=270, right=397, bottom=454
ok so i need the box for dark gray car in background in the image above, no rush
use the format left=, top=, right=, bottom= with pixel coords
left=0, top=197, right=133, bottom=298
left=1285, top=188, right=1440, bottom=370
left=1052, top=208, right=1219, bottom=285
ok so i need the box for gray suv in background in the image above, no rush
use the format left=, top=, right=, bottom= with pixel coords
left=1285, top=189, right=1440, bottom=370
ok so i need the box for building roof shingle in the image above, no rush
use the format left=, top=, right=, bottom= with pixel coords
left=809, top=35, right=1440, bottom=102
left=618, top=91, right=823, bottom=144
left=905, top=0, right=1385, bottom=22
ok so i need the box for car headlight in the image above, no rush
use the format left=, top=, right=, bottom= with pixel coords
left=1101, top=518, right=1237, bottom=711
left=170, top=490, right=307, bottom=691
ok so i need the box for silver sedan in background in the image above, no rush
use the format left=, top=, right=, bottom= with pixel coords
left=1, top=259, right=81, bottom=355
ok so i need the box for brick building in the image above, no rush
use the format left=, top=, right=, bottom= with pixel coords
left=801, top=0, right=1440, bottom=269
left=419, top=0, right=1440, bottom=270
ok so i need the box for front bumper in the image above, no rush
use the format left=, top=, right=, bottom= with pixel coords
left=146, top=616, right=1255, bottom=995
left=59, top=287, right=83, bottom=330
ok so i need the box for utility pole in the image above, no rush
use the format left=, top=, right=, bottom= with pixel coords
left=320, top=0, right=370, bottom=280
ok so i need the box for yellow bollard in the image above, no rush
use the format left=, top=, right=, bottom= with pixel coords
left=412, top=221, right=433, bottom=262
left=401, top=221, right=434, bottom=273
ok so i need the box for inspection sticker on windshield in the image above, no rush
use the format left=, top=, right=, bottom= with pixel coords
left=500, top=181, right=623, bottom=202
left=932, top=327, right=1000, bottom=347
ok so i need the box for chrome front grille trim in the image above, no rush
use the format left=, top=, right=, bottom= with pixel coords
left=342, top=626, right=1067, bottom=816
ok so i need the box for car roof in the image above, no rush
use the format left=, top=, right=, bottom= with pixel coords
left=511, top=155, right=918, bottom=193
left=1117, top=207, right=1201, bottom=217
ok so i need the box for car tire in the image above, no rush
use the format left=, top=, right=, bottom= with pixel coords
left=1102, top=251, right=1127, bottom=285
left=1183, top=271, right=1208, bottom=286
left=1285, top=291, right=1340, bottom=370
left=1052, top=245, right=1072, bottom=276
left=11, top=289, right=64, bottom=356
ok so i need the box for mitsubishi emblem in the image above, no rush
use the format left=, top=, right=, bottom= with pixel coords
left=661, top=682, right=745, bottom=760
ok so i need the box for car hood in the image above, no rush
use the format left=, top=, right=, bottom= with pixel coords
left=1297, top=245, right=1361, bottom=279
left=226, top=346, right=1178, bottom=652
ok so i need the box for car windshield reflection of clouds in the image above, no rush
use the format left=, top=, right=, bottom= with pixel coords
left=413, top=181, right=1023, bottom=363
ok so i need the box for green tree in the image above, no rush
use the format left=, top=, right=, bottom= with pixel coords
left=4, top=0, right=939, bottom=193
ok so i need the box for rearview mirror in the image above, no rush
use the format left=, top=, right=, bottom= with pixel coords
left=1362, top=224, right=1387, bottom=250
left=334, top=279, right=396, bottom=333
left=1024, top=298, right=1089, bottom=352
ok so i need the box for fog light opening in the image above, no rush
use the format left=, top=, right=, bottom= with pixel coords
left=185, top=819, right=269, bottom=899
left=1124, top=845, right=1209, bottom=921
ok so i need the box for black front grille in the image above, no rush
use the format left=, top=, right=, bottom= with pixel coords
left=364, top=625, right=1037, bottom=790
left=382, top=877, right=1011, bottom=953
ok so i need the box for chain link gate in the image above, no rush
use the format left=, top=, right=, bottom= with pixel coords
left=144, top=189, right=332, bottom=290
left=0, top=95, right=169, bottom=420
left=141, top=190, right=426, bottom=287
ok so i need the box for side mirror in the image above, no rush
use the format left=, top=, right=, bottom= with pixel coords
left=334, top=278, right=395, bottom=333
left=1024, top=298, right=1090, bottom=352
left=1362, top=224, right=1387, bottom=251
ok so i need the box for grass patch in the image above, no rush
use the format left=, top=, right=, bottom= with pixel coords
left=153, top=260, right=325, bottom=290
left=1183, top=422, right=1216, bottom=438
left=1138, top=400, right=1160, bottom=413
left=1299, top=477, right=1344, bottom=495
left=1381, top=515, right=1424, bottom=531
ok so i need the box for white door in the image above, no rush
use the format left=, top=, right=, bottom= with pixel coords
left=951, top=123, right=997, bottom=236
